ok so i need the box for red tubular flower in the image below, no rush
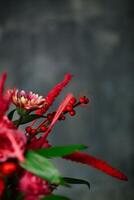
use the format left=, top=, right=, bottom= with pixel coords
left=64, top=152, right=128, bottom=181
left=0, top=72, right=11, bottom=119
left=36, top=73, right=72, bottom=115
left=0, top=127, right=26, bottom=162
left=19, top=171, right=53, bottom=200
left=43, top=93, right=73, bottom=140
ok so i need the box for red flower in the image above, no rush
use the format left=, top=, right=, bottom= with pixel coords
left=64, top=152, right=128, bottom=181
left=0, top=127, right=26, bottom=162
left=19, top=171, right=53, bottom=200
left=0, top=72, right=11, bottom=119
left=36, top=73, right=72, bottom=115
left=0, top=72, right=26, bottom=162
left=11, top=89, right=46, bottom=111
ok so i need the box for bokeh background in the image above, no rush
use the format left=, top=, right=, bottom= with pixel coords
left=0, top=0, right=134, bottom=199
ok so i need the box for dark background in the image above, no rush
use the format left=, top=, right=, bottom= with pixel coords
left=0, top=0, right=134, bottom=199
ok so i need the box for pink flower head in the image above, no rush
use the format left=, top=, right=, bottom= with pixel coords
left=19, top=171, right=52, bottom=200
left=11, top=89, right=46, bottom=110
left=0, top=127, right=26, bottom=162
left=0, top=72, right=11, bottom=119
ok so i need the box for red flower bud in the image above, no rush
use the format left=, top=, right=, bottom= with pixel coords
left=31, top=129, right=37, bottom=135
left=1, top=162, right=17, bottom=176
left=84, top=98, right=89, bottom=104
left=69, top=97, right=76, bottom=105
left=40, top=126, right=47, bottom=132
left=25, top=126, right=32, bottom=133
left=59, top=114, right=66, bottom=120
left=66, top=104, right=73, bottom=112
left=69, top=110, right=76, bottom=116
left=47, top=113, right=53, bottom=121
left=79, top=97, right=89, bottom=104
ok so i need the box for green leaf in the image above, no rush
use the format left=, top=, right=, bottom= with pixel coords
left=63, top=177, right=90, bottom=190
left=17, top=107, right=29, bottom=116
left=14, top=114, right=45, bottom=125
left=8, top=109, right=16, bottom=120
left=20, top=151, right=61, bottom=184
left=36, top=145, right=87, bottom=158
left=41, top=194, right=71, bottom=200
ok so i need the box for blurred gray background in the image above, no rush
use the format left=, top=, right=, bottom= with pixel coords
left=0, top=0, right=134, bottom=199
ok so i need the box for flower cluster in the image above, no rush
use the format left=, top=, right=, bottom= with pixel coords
left=11, top=90, right=46, bottom=111
left=0, top=72, right=127, bottom=200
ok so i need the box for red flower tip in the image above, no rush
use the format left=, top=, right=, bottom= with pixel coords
left=64, top=73, right=72, bottom=82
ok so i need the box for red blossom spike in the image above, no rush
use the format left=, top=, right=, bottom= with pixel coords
left=43, top=93, right=73, bottom=140
left=64, top=152, right=128, bottom=181
left=0, top=72, right=7, bottom=94
left=36, top=73, right=72, bottom=115
left=0, top=72, right=11, bottom=119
